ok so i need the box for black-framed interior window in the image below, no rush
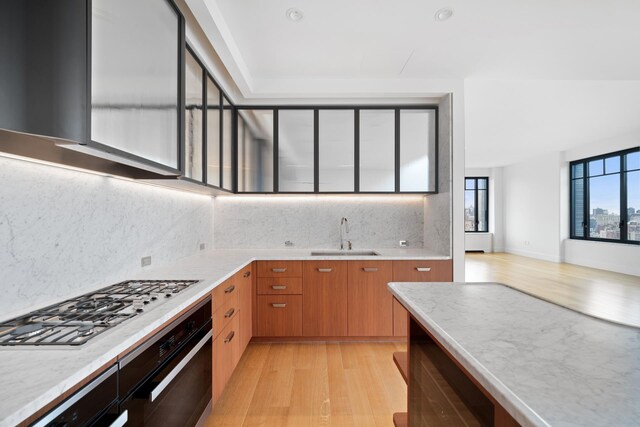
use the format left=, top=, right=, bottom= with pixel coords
left=465, top=177, right=489, bottom=232
left=570, top=147, right=640, bottom=244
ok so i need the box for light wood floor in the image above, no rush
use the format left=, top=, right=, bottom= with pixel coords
left=204, top=342, right=407, bottom=427
left=466, top=252, right=640, bottom=327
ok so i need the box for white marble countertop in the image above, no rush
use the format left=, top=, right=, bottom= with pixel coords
left=0, top=248, right=448, bottom=427
left=388, top=282, right=640, bottom=427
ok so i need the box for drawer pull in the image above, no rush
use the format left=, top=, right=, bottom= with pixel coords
left=272, top=303, right=287, bottom=308
left=224, top=308, right=235, bottom=318
left=317, top=268, right=332, bottom=273
left=243, top=271, right=251, bottom=278
left=362, top=267, right=379, bottom=272
left=224, top=331, right=235, bottom=343
left=224, top=285, right=236, bottom=293
left=272, top=285, right=287, bottom=290
left=272, top=268, right=287, bottom=273
left=416, top=267, right=432, bottom=272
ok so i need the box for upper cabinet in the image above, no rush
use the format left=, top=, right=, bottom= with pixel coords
left=318, top=110, right=355, bottom=192
left=183, top=49, right=204, bottom=181
left=278, top=110, right=315, bottom=192
left=399, top=109, right=437, bottom=192
left=359, top=110, right=395, bottom=192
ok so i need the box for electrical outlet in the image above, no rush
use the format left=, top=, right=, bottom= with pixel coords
left=199, top=243, right=205, bottom=251
left=141, top=256, right=152, bottom=267
left=399, top=240, right=408, bottom=247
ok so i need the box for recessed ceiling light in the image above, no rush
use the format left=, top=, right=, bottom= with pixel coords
left=434, top=7, right=453, bottom=22
left=286, top=8, right=304, bottom=22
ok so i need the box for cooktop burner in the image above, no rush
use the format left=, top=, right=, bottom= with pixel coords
left=0, top=279, right=200, bottom=346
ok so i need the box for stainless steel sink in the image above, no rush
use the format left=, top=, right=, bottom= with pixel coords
left=310, top=250, right=380, bottom=256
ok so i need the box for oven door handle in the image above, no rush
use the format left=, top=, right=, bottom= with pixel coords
left=149, top=329, right=212, bottom=402
left=109, top=410, right=128, bottom=427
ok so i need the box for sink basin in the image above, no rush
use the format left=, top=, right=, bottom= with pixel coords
left=310, top=250, right=380, bottom=256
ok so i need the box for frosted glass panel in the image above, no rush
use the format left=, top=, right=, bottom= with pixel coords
left=222, top=97, right=233, bottom=190
left=400, top=109, right=436, bottom=192
left=91, top=0, right=179, bottom=168
left=206, top=78, right=220, bottom=187
left=279, top=110, right=314, bottom=192
left=360, top=110, right=395, bottom=192
left=319, top=110, right=354, bottom=192
left=184, top=51, right=203, bottom=181
left=238, top=110, right=273, bottom=192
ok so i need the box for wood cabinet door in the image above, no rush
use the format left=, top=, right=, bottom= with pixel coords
left=238, top=264, right=253, bottom=353
left=256, top=295, right=303, bottom=337
left=392, top=260, right=453, bottom=282
left=213, top=313, right=239, bottom=403
left=256, top=261, right=303, bottom=278
left=393, top=298, right=408, bottom=337
left=302, top=261, right=348, bottom=337
left=347, top=261, right=393, bottom=336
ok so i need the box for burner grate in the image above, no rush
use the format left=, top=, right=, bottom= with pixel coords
left=0, top=279, right=200, bottom=346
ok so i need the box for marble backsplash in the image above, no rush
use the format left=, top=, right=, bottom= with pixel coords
left=213, top=195, right=425, bottom=250
left=0, top=157, right=214, bottom=320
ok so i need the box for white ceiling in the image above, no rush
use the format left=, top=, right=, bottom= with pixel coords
left=188, top=0, right=640, bottom=167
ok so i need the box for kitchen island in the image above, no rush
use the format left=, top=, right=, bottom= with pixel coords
left=388, top=282, right=640, bottom=427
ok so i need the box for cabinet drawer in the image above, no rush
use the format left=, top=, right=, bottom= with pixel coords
left=257, top=261, right=303, bottom=278
left=256, top=295, right=302, bottom=337
left=392, top=260, right=453, bottom=282
left=212, top=277, right=239, bottom=312
left=257, top=277, right=303, bottom=295
left=213, top=313, right=240, bottom=403
left=213, top=290, right=239, bottom=339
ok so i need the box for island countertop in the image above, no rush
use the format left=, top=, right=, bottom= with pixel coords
left=388, top=282, right=640, bottom=427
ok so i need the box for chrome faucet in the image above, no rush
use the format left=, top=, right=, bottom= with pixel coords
left=340, top=217, right=350, bottom=250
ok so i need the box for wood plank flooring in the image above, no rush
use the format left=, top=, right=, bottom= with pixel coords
left=204, top=342, right=407, bottom=427
left=466, top=252, right=640, bottom=327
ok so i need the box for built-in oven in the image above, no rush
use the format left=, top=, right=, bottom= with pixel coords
left=33, top=364, right=125, bottom=427
left=118, top=297, right=212, bottom=427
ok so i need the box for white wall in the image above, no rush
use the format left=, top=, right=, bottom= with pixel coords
left=503, top=151, right=563, bottom=262
left=0, top=156, right=214, bottom=320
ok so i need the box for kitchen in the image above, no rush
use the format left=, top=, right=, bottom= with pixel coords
left=0, top=1, right=639, bottom=427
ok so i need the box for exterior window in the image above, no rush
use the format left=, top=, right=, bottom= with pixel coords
left=570, top=147, right=640, bottom=244
left=465, top=177, right=489, bottom=232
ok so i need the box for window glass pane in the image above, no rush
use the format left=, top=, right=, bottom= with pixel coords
left=319, top=110, right=354, bottom=192
left=359, top=110, right=395, bottom=192
left=478, top=178, right=487, bottom=190
left=279, top=110, right=314, bottom=192
left=571, top=163, right=584, bottom=179
left=465, top=179, right=475, bottom=190
left=627, top=170, right=640, bottom=241
left=184, top=51, right=203, bottom=181
left=206, top=78, right=220, bottom=187
left=222, top=97, right=233, bottom=190
left=626, top=151, right=640, bottom=171
left=589, top=174, right=620, bottom=239
left=588, top=159, right=603, bottom=176
left=572, top=178, right=585, bottom=237
left=605, top=156, right=620, bottom=174
left=477, top=189, right=488, bottom=231
left=400, top=109, right=437, bottom=191
left=238, top=110, right=274, bottom=192
left=464, top=189, right=476, bottom=231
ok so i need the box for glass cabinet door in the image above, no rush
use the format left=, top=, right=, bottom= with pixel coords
left=318, top=110, right=355, bottom=192
left=222, top=97, right=234, bottom=190
left=91, top=0, right=180, bottom=169
left=206, top=78, right=221, bottom=187
left=359, top=110, right=395, bottom=192
left=278, top=110, right=314, bottom=192
left=184, top=51, right=203, bottom=181
left=399, top=109, right=437, bottom=192
left=237, top=110, right=274, bottom=192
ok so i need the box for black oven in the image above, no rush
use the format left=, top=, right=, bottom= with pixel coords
left=118, top=297, right=212, bottom=427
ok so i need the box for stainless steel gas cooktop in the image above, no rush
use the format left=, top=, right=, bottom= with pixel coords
left=0, top=279, right=200, bottom=346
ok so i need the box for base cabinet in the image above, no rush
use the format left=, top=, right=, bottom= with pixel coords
left=348, top=261, right=393, bottom=336
left=256, top=295, right=303, bottom=336
left=303, top=261, right=348, bottom=337
left=213, top=313, right=240, bottom=403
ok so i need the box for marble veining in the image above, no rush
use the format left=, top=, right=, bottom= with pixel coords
left=389, top=282, right=640, bottom=427
left=0, top=248, right=448, bottom=427
left=0, top=157, right=214, bottom=321
left=213, top=195, right=426, bottom=249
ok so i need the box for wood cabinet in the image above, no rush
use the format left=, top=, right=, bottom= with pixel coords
left=257, top=260, right=303, bottom=278
left=213, top=312, right=240, bottom=403
left=256, top=295, right=303, bottom=336
left=392, top=260, right=453, bottom=337
left=347, top=261, right=393, bottom=337
left=303, top=261, right=348, bottom=337
left=257, top=277, right=303, bottom=295
left=238, top=264, right=253, bottom=354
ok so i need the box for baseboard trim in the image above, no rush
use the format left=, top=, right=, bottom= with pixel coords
left=505, top=247, right=562, bottom=263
